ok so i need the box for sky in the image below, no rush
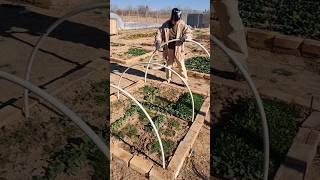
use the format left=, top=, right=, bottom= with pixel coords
left=110, top=0, right=210, bottom=11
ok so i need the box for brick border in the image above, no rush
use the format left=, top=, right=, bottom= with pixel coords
left=246, top=28, right=320, bottom=58
left=0, top=59, right=107, bottom=128
left=187, top=70, right=210, bottom=80
left=111, top=52, right=154, bottom=65
left=211, top=79, right=320, bottom=179
left=274, top=121, right=320, bottom=179
left=275, top=111, right=320, bottom=179
left=212, top=19, right=320, bottom=58
left=212, top=76, right=320, bottom=111
left=110, top=80, right=210, bottom=179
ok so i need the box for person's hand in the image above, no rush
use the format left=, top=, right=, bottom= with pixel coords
left=155, top=41, right=161, bottom=50
left=180, top=36, right=188, bottom=42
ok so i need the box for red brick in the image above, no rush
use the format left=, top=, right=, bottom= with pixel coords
left=112, top=147, right=133, bottom=167
left=301, top=39, right=320, bottom=58
left=129, top=155, right=153, bottom=176
left=273, top=34, right=304, bottom=56
left=246, top=28, right=277, bottom=49
left=167, top=142, right=190, bottom=179
left=149, top=165, right=173, bottom=180
left=302, top=111, right=320, bottom=131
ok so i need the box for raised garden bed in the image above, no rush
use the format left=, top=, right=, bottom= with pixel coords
left=124, top=32, right=157, bottom=40
left=111, top=46, right=153, bottom=65
left=211, top=82, right=309, bottom=180
left=0, top=71, right=108, bottom=180
left=185, top=56, right=210, bottom=74
left=185, top=56, right=210, bottom=80
left=110, top=80, right=210, bottom=179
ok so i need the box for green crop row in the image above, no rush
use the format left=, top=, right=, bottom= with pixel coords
left=127, top=47, right=149, bottom=56
left=239, top=0, right=320, bottom=40
left=212, top=97, right=301, bottom=179
left=185, top=56, right=210, bottom=74
left=33, top=132, right=107, bottom=180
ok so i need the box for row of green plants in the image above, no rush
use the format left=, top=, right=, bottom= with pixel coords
left=211, top=97, right=301, bottom=179
left=125, top=32, right=157, bottom=40
left=126, top=47, right=149, bottom=56
left=90, top=80, right=108, bottom=105
left=110, top=85, right=204, bottom=161
left=33, top=80, right=108, bottom=179
left=33, top=130, right=107, bottom=180
left=111, top=103, right=178, bottom=160
left=239, top=0, right=320, bottom=40
left=185, top=56, right=210, bottom=74
left=141, top=86, right=204, bottom=122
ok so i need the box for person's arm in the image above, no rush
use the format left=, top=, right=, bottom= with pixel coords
left=155, top=27, right=162, bottom=43
left=154, top=26, right=163, bottom=50
left=182, top=24, right=192, bottom=40
left=180, top=23, right=192, bottom=42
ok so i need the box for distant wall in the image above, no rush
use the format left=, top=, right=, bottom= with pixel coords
left=187, top=14, right=210, bottom=28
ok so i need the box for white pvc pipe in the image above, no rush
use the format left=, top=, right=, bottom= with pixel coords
left=144, top=38, right=210, bottom=83
left=116, top=62, right=195, bottom=122
left=110, top=84, right=166, bottom=169
left=23, top=2, right=108, bottom=118
left=211, top=35, right=269, bottom=180
left=0, top=71, right=108, bottom=159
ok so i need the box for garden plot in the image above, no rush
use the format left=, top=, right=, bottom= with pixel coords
left=110, top=28, right=210, bottom=66
left=110, top=80, right=210, bottom=179
left=0, top=70, right=107, bottom=180
left=211, top=82, right=310, bottom=179
left=110, top=45, right=153, bottom=64
left=185, top=56, right=210, bottom=74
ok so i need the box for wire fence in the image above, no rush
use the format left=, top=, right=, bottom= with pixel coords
left=111, top=6, right=209, bottom=29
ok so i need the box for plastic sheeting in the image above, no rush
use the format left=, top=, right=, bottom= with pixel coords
left=110, top=12, right=124, bottom=29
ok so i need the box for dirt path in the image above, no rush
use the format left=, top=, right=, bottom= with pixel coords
left=214, top=44, right=320, bottom=180
left=0, top=0, right=107, bottom=123
left=213, top=45, right=320, bottom=111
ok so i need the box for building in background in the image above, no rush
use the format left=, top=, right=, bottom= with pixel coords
left=187, top=13, right=210, bottom=28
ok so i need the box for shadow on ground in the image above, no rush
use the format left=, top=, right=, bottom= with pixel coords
left=0, top=3, right=108, bottom=112
left=0, top=4, right=108, bottom=50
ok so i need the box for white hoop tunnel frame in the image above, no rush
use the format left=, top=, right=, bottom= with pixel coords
left=116, top=62, right=195, bottom=123
left=23, top=2, right=108, bottom=118
left=0, top=71, right=109, bottom=159
left=18, top=1, right=269, bottom=178
left=144, top=38, right=210, bottom=83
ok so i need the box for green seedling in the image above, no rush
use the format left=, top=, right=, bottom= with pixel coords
left=163, top=129, right=176, bottom=137
left=168, top=119, right=180, bottom=129
left=185, top=56, right=210, bottom=74
left=212, top=97, right=301, bottom=179
left=127, top=47, right=148, bottom=56
left=121, top=125, right=138, bottom=138
left=34, top=135, right=107, bottom=180
left=125, top=32, right=156, bottom=40
left=149, top=139, right=175, bottom=158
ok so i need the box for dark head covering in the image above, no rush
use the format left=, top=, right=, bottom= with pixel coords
left=171, top=8, right=182, bottom=21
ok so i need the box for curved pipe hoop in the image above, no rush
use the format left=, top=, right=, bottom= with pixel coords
left=23, top=2, right=108, bottom=118
left=144, top=38, right=210, bottom=83
left=116, top=62, right=195, bottom=122
left=211, top=35, right=269, bottom=180
left=0, top=71, right=108, bottom=159
left=111, top=84, right=165, bottom=169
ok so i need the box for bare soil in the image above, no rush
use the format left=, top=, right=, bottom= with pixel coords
left=110, top=28, right=210, bottom=63
left=111, top=81, right=200, bottom=165
left=0, top=69, right=107, bottom=179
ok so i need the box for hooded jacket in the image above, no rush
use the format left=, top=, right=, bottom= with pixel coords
left=155, top=20, right=192, bottom=61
